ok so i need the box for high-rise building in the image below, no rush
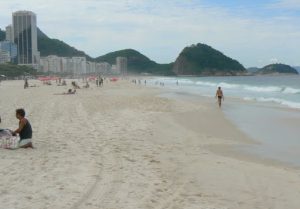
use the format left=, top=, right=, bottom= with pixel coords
left=111, top=64, right=117, bottom=74
left=12, top=11, right=40, bottom=68
left=5, top=25, right=14, bottom=42
left=0, top=41, right=18, bottom=63
left=0, top=49, right=10, bottom=64
left=116, top=57, right=128, bottom=75
left=60, top=57, right=69, bottom=73
left=39, top=57, right=49, bottom=72
left=40, top=56, right=90, bottom=74
left=40, top=55, right=65, bottom=73
left=86, top=61, right=96, bottom=74
left=65, top=58, right=74, bottom=73
left=72, top=57, right=87, bottom=74
left=96, top=62, right=111, bottom=74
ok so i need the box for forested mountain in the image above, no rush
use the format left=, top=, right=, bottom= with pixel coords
left=172, top=43, right=246, bottom=76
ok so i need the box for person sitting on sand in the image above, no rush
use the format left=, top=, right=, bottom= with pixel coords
left=58, top=80, right=67, bottom=86
left=215, top=87, right=224, bottom=108
left=12, top=108, right=33, bottom=148
left=83, top=81, right=90, bottom=88
left=65, top=89, right=76, bottom=94
left=24, top=79, right=29, bottom=89
left=71, top=81, right=80, bottom=89
left=54, top=89, right=76, bottom=95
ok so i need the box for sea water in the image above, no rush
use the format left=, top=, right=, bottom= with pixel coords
left=148, top=75, right=300, bottom=166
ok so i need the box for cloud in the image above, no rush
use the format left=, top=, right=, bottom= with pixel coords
left=270, top=58, right=280, bottom=63
left=271, top=0, right=300, bottom=9
left=0, top=0, right=299, bottom=67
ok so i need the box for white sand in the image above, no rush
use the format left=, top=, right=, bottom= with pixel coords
left=0, top=79, right=299, bottom=209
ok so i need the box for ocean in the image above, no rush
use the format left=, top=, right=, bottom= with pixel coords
left=148, top=75, right=300, bottom=167
left=150, top=75, right=300, bottom=109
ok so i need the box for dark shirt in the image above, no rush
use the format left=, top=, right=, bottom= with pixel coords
left=19, top=119, right=32, bottom=140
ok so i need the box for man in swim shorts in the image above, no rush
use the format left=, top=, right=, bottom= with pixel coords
left=215, top=87, right=224, bottom=108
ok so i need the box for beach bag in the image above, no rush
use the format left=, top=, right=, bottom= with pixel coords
left=0, top=130, right=20, bottom=149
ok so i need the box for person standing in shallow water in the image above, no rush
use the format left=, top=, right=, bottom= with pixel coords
left=12, top=109, right=33, bottom=148
left=215, top=87, right=224, bottom=108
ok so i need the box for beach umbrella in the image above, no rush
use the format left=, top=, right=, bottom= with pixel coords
left=51, top=76, right=60, bottom=81
left=88, top=76, right=97, bottom=81
left=38, top=76, right=52, bottom=81
left=110, top=77, right=119, bottom=82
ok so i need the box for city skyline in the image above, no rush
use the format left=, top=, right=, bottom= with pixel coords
left=1, top=10, right=123, bottom=74
left=0, top=0, right=300, bottom=67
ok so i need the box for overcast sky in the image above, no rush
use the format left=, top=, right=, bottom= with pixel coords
left=0, top=0, right=299, bottom=67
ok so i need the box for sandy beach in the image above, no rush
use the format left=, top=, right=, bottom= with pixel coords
left=0, top=79, right=300, bottom=209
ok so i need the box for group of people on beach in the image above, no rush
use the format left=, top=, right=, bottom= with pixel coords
left=96, top=76, right=104, bottom=87
left=0, top=77, right=224, bottom=150
left=0, top=109, right=33, bottom=149
left=1, top=74, right=113, bottom=150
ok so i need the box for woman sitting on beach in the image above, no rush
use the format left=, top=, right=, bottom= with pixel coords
left=71, top=81, right=80, bottom=89
left=67, top=89, right=76, bottom=94
left=54, top=89, right=76, bottom=95
left=24, top=79, right=29, bottom=89
left=83, top=81, right=90, bottom=88
left=12, top=109, right=33, bottom=148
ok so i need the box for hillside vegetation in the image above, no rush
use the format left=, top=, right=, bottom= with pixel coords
left=37, top=28, right=92, bottom=60
left=172, top=43, right=246, bottom=75
left=96, top=49, right=174, bottom=75
left=257, top=64, right=298, bottom=75
left=0, top=63, right=37, bottom=78
left=0, top=29, right=5, bottom=41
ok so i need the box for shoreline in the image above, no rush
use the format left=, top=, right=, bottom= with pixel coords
left=0, top=79, right=300, bottom=209
left=157, top=87, right=300, bottom=169
left=156, top=88, right=300, bottom=169
left=147, top=75, right=300, bottom=110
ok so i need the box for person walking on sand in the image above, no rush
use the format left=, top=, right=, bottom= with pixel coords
left=12, top=109, right=33, bottom=148
left=215, top=87, right=224, bottom=108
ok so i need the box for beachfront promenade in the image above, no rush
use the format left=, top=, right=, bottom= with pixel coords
left=0, top=79, right=299, bottom=209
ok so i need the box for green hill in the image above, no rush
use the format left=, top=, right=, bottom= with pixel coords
left=0, top=27, right=92, bottom=60
left=257, top=64, right=298, bottom=75
left=95, top=49, right=174, bottom=75
left=294, top=66, right=300, bottom=73
left=247, top=67, right=260, bottom=73
left=172, top=43, right=246, bottom=75
left=37, top=28, right=93, bottom=60
left=0, top=28, right=5, bottom=41
left=37, top=27, right=48, bottom=38
left=1, top=28, right=249, bottom=76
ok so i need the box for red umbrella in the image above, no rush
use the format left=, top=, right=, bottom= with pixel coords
left=88, top=76, right=97, bottom=81
left=110, top=77, right=118, bottom=82
left=38, top=76, right=51, bottom=81
left=51, top=76, right=60, bottom=81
